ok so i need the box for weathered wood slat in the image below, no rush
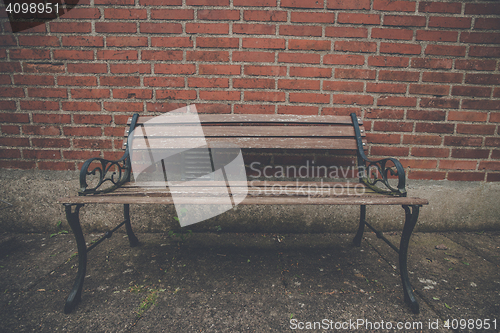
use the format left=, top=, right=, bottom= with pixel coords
left=122, top=181, right=369, bottom=189
left=127, top=114, right=362, bottom=125
left=58, top=195, right=428, bottom=206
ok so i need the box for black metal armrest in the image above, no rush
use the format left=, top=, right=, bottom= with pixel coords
left=78, top=113, right=139, bottom=196
left=350, top=113, right=407, bottom=197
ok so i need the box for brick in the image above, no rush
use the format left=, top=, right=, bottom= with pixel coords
left=440, top=160, right=477, bottom=170
left=332, top=94, right=373, bottom=105
left=0, top=149, right=21, bottom=159
left=384, top=15, right=426, bottom=27
left=449, top=111, right=488, bottom=122
left=62, top=36, right=104, bottom=47
left=62, top=101, right=101, bottom=111
left=365, top=109, right=404, bottom=119
left=186, top=0, right=228, bottom=5
left=289, top=93, right=330, bottom=104
left=199, top=65, right=240, bottom=75
left=110, top=64, right=151, bottom=74
left=429, top=17, right=471, bottom=29
left=23, top=63, right=64, bottom=74
left=411, top=58, right=452, bottom=70
left=195, top=104, right=232, bottom=114
left=234, top=0, right=276, bottom=6
left=416, top=123, right=454, bottom=134
left=278, top=79, right=319, bottom=90
left=50, top=22, right=91, bottom=33
left=233, top=78, right=274, bottom=89
left=113, top=89, right=152, bottom=99
left=368, top=56, right=408, bottom=68
left=63, top=127, right=102, bottom=137
left=366, top=83, right=406, bottom=94
left=140, top=0, right=181, bottom=5
left=246, top=10, right=287, bottom=22
left=322, top=107, right=361, bottom=116
left=18, top=36, right=59, bottom=47
left=0, top=137, right=30, bottom=147
left=408, top=110, right=446, bottom=121
left=372, top=28, right=413, bottom=40
left=233, top=23, right=276, bottom=35
left=336, top=69, right=375, bottom=80
left=420, top=98, right=459, bottom=109
left=490, top=114, right=500, bottom=123
left=278, top=53, right=320, bottom=64
left=337, top=13, right=379, bottom=25
left=97, top=50, right=138, bottom=60
left=281, top=0, right=324, bottom=9
left=0, top=87, right=24, bottom=98
left=487, top=173, right=500, bottom=182
left=198, top=9, right=239, bottom=20
left=58, top=76, right=97, bottom=86
left=64, top=151, right=101, bottom=160
left=68, top=63, right=107, bottom=74
left=486, top=138, right=500, bottom=147
left=463, top=100, right=500, bottom=111
left=411, top=147, right=449, bottom=158
left=53, top=50, right=93, bottom=60
left=33, top=113, right=71, bottom=124
left=151, top=37, right=193, bottom=48
left=469, top=46, right=500, bottom=58
left=410, top=84, right=449, bottom=96
left=100, top=76, right=140, bottom=87
left=106, top=37, right=148, bottom=47
left=13, top=75, right=53, bottom=86
left=74, top=139, right=112, bottom=149
left=0, top=161, right=36, bottom=170
left=142, top=50, right=184, bottom=61
left=186, top=23, right=228, bottom=34
left=416, top=30, right=457, bottom=42
left=422, top=72, right=462, bottom=84
left=233, top=51, right=275, bottom=63
left=465, top=3, right=500, bottom=15
left=373, top=121, right=412, bottom=132
left=198, top=37, right=239, bottom=48
left=327, top=0, right=370, bottom=10
left=291, top=12, right=335, bottom=23
left=32, top=138, right=70, bottom=148
left=20, top=100, right=59, bottom=111
left=455, top=60, right=496, bottom=71
left=324, top=81, right=363, bottom=92
left=74, top=115, right=111, bottom=125
left=104, top=102, right=143, bottom=112
left=95, top=0, right=134, bottom=4
left=277, top=105, right=318, bottom=115
left=448, top=172, right=485, bottom=181
left=72, top=89, right=110, bottom=99
left=323, top=54, right=364, bottom=65
left=10, top=49, right=50, bottom=60
left=104, top=8, right=147, bottom=19
left=28, top=88, right=67, bottom=98
left=334, top=41, right=376, bottom=53
left=403, top=134, right=441, bottom=145
left=377, top=96, right=416, bottom=107
left=461, top=32, right=500, bottom=45
left=379, top=70, right=418, bottom=82
left=242, top=38, right=285, bottom=49
left=465, top=74, right=500, bottom=85
left=289, top=39, right=331, bottom=51
left=366, top=133, right=400, bottom=144
left=373, top=0, right=415, bottom=12
left=58, top=7, right=101, bottom=19
left=494, top=88, right=500, bottom=98
left=24, top=150, right=61, bottom=160
left=0, top=62, right=22, bottom=73
left=141, top=23, right=183, bottom=34
left=156, top=90, right=196, bottom=100
left=245, top=65, right=286, bottom=76
left=425, top=45, right=466, bottom=57
left=0, top=113, right=30, bottom=123
left=0, top=35, right=17, bottom=47
left=401, top=159, right=438, bottom=169
left=188, top=77, right=229, bottom=88
left=289, top=67, right=331, bottom=79
left=408, top=171, right=446, bottom=180
left=95, top=22, right=136, bottom=33
left=325, top=27, right=367, bottom=38
left=150, top=9, right=194, bottom=20
left=244, top=91, right=285, bottom=102
left=380, top=43, right=421, bottom=55
left=0, top=101, right=16, bottom=110
left=444, top=136, right=482, bottom=147
left=144, top=77, right=184, bottom=87
left=452, top=149, right=489, bottom=159
left=451, top=86, right=491, bottom=98
left=479, top=161, right=500, bottom=171
left=419, top=2, right=461, bottom=14
left=280, top=25, right=322, bottom=37
left=0, top=75, right=10, bottom=84
left=234, top=104, right=275, bottom=114
left=457, top=124, right=495, bottom=135
left=371, top=146, right=409, bottom=157
left=186, top=51, right=229, bottom=62
left=475, top=18, right=500, bottom=30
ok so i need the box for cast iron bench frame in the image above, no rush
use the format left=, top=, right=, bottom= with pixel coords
left=59, top=112, right=428, bottom=314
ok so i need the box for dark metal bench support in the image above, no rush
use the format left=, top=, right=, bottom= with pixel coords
left=353, top=205, right=366, bottom=247
left=63, top=203, right=140, bottom=314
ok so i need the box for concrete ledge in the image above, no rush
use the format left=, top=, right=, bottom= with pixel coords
left=0, top=169, right=499, bottom=233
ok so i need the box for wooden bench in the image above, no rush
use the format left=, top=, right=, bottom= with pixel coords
left=58, top=111, right=428, bottom=314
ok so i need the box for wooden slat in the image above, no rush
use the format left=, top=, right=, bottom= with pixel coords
left=127, top=125, right=365, bottom=138
left=58, top=195, right=428, bottom=206
left=123, top=181, right=369, bottom=189
left=125, top=137, right=363, bottom=150
left=127, top=114, right=362, bottom=125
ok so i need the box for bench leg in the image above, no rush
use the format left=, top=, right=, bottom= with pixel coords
left=124, top=204, right=139, bottom=247
left=353, top=205, right=366, bottom=246
left=400, top=205, right=420, bottom=314
left=64, top=203, right=86, bottom=314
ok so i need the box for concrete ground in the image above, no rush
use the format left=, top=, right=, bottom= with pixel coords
left=0, top=230, right=498, bottom=332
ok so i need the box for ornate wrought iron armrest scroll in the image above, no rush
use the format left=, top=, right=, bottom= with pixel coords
left=78, top=114, right=139, bottom=196
left=350, top=113, right=407, bottom=197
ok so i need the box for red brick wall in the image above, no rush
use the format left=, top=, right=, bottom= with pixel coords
left=0, top=0, right=499, bottom=181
